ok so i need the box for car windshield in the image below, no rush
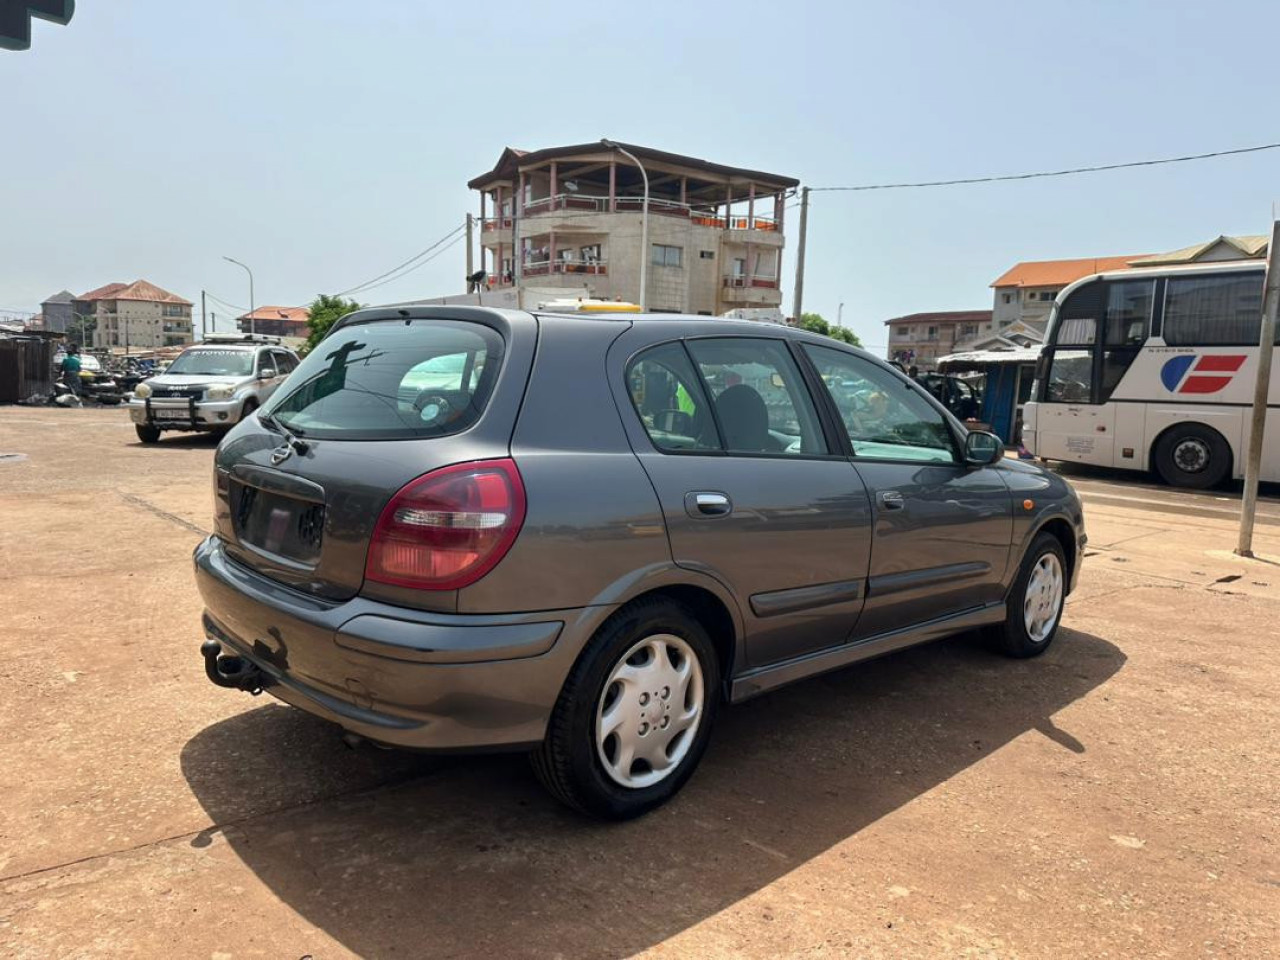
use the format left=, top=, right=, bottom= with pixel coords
left=165, top=349, right=254, bottom=377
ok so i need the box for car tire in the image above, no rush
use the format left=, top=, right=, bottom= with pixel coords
left=989, top=532, right=1067, bottom=659
left=135, top=424, right=161, bottom=444
left=531, top=597, right=720, bottom=819
left=239, top=398, right=258, bottom=422
left=1153, top=423, right=1230, bottom=489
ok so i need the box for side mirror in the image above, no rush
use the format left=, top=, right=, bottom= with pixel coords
left=964, top=430, right=1004, bottom=466
left=258, top=368, right=276, bottom=380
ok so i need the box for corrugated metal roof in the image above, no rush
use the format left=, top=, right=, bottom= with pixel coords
left=42, top=289, right=76, bottom=304
left=1128, top=235, right=1268, bottom=266
left=938, top=346, right=1041, bottom=367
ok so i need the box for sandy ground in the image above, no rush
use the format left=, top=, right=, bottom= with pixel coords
left=1, top=405, right=1277, bottom=959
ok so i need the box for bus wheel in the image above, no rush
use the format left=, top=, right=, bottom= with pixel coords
left=1153, top=424, right=1230, bottom=489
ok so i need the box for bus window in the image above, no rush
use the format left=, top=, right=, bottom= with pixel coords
left=1163, top=273, right=1264, bottom=345
left=1104, top=280, right=1154, bottom=346
left=1046, top=349, right=1092, bottom=403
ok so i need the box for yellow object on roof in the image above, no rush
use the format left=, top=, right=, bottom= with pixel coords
left=577, top=302, right=642, bottom=313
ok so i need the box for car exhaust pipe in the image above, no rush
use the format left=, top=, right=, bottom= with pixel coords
left=201, top=639, right=271, bottom=695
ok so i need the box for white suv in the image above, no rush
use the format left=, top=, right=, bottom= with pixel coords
left=129, top=335, right=299, bottom=443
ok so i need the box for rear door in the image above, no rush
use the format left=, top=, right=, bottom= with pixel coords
left=612, top=331, right=873, bottom=668
left=212, top=312, right=534, bottom=610
left=801, top=344, right=1013, bottom=639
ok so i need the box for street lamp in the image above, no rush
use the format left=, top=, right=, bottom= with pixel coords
left=601, top=139, right=648, bottom=312
left=222, top=256, right=255, bottom=334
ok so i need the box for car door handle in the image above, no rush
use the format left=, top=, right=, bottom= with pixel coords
left=878, top=491, right=906, bottom=511
left=685, top=491, right=732, bottom=518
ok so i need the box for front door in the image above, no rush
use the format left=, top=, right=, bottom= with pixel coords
left=613, top=333, right=873, bottom=668
left=802, top=344, right=1013, bottom=639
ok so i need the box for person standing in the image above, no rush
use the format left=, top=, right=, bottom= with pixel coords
left=60, top=344, right=83, bottom=395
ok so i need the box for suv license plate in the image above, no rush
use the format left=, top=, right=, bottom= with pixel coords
left=154, top=409, right=190, bottom=420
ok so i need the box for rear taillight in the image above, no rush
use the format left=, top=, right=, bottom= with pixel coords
left=365, top=459, right=526, bottom=590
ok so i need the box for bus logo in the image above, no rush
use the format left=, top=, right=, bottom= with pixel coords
left=1159, top=354, right=1246, bottom=394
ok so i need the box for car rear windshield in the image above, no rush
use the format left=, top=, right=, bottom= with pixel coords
left=261, top=319, right=503, bottom=440
left=166, top=349, right=255, bottom=377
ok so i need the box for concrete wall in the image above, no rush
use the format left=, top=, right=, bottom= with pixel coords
left=41, top=301, right=74, bottom=334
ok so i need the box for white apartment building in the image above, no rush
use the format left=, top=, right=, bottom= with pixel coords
left=468, top=143, right=798, bottom=314
left=79, top=280, right=194, bottom=351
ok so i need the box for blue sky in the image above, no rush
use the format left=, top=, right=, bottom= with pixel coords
left=2, top=0, right=1278, bottom=350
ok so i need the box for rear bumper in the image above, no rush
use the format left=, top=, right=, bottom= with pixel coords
left=194, top=536, right=602, bottom=751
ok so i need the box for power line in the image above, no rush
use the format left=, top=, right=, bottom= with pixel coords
left=333, top=222, right=467, bottom=297
left=343, top=233, right=465, bottom=296
left=810, top=140, right=1280, bottom=192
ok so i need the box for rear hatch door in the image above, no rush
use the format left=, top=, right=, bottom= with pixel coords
left=212, top=309, right=535, bottom=603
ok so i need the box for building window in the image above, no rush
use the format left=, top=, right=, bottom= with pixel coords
left=651, top=244, right=683, bottom=268
left=580, top=244, right=601, bottom=263
left=699, top=250, right=715, bottom=260
left=926, top=326, right=939, bottom=340
left=1002, top=293, right=1012, bottom=304
left=896, top=326, right=910, bottom=336
left=1039, top=290, right=1058, bottom=301
left=162, top=304, right=186, bottom=317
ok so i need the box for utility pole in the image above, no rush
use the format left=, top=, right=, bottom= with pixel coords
left=465, top=213, right=475, bottom=287
left=1236, top=217, right=1280, bottom=557
left=837, top=302, right=845, bottom=327
left=792, top=186, right=810, bottom=321
left=201, top=290, right=207, bottom=341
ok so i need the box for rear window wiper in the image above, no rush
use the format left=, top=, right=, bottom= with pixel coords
left=258, top=409, right=310, bottom=454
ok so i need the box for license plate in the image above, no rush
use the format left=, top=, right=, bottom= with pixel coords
left=153, top=409, right=190, bottom=420
left=233, top=483, right=325, bottom=564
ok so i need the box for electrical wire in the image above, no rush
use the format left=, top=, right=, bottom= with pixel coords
left=810, top=140, right=1280, bottom=192
left=332, top=222, right=467, bottom=297
left=338, top=232, right=465, bottom=297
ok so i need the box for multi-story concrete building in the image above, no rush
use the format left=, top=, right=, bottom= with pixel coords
left=988, top=255, right=1139, bottom=337
left=39, top=290, right=76, bottom=334
left=78, top=280, right=194, bottom=351
left=468, top=143, right=798, bottom=314
left=885, top=310, right=992, bottom=371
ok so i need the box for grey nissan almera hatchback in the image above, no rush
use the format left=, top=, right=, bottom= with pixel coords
left=196, top=305, right=1085, bottom=818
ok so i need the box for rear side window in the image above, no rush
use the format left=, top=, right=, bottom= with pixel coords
left=626, top=343, right=719, bottom=452
left=263, top=320, right=502, bottom=440
left=1163, top=273, right=1267, bottom=345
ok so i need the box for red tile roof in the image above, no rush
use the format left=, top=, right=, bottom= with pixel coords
left=78, top=279, right=192, bottom=305
left=990, top=256, right=1143, bottom=289
left=884, top=310, right=992, bottom=326
left=238, top=305, right=309, bottom=323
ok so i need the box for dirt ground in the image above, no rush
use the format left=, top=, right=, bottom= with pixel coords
left=1, top=405, right=1278, bottom=959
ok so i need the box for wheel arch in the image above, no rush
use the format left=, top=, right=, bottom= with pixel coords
left=1032, top=516, right=1078, bottom=595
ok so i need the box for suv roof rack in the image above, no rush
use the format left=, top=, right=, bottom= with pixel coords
left=200, top=332, right=282, bottom=345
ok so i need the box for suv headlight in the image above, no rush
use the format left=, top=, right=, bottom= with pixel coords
left=134, top=382, right=152, bottom=399
left=205, top=385, right=235, bottom=400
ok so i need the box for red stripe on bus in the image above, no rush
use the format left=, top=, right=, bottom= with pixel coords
left=1179, top=375, right=1233, bottom=394
left=1193, top=355, right=1246, bottom=372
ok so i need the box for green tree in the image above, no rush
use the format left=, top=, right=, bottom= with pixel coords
left=303, top=294, right=363, bottom=353
left=798, top=312, right=861, bottom=347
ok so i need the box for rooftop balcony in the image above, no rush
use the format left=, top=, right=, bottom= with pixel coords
left=481, top=196, right=778, bottom=234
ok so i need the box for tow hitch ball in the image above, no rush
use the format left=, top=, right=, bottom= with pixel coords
left=201, top=640, right=270, bottom=695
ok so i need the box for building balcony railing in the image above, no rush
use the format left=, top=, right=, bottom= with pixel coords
left=722, top=275, right=780, bottom=289
left=521, top=259, right=608, bottom=278
left=484, top=198, right=779, bottom=233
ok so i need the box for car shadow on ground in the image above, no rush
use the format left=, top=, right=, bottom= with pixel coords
left=181, top=628, right=1123, bottom=959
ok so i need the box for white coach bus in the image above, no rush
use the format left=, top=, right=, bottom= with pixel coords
left=1023, top=260, right=1280, bottom=488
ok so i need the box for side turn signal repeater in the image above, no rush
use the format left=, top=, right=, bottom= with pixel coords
left=1023, top=499, right=1035, bottom=511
